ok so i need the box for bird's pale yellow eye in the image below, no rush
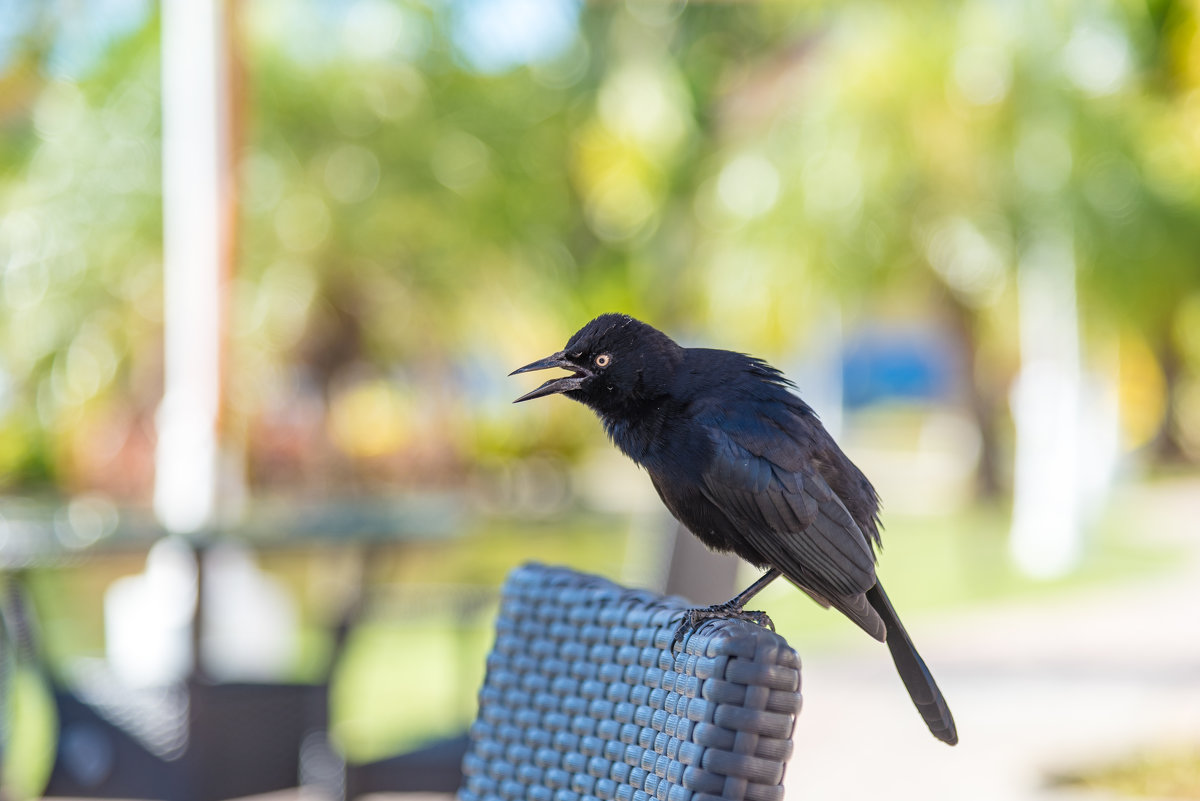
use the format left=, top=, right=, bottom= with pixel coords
left=595, top=353, right=612, bottom=368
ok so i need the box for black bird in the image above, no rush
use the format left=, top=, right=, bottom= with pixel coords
left=511, top=313, right=958, bottom=745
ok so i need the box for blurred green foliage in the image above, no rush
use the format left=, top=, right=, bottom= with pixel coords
left=1, top=0, right=1199, bottom=502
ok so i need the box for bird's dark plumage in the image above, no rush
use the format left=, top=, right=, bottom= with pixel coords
left=511, top=312, right=957, bottom=745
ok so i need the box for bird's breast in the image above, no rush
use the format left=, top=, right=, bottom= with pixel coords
left=647, top=467, right=759, bottom=560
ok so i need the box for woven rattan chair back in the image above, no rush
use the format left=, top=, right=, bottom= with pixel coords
left=459, top=563, right=802, bottom=801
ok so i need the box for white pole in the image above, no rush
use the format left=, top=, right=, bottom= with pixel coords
left=155, top=0, right=232, bottom=534
left=1009, top=231, right=1084, bottom=578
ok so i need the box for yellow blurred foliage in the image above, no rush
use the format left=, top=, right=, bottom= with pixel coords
left=1170, top=0, right=1200, bottom=89
left=327, top=379, right=413, bottom=459
left=571, top=120, right=661, bottom=241
left=1118, top=333, right=1167, bottom=450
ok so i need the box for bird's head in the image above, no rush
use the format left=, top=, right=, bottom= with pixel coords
left=510, top=313, right=683, bottom=417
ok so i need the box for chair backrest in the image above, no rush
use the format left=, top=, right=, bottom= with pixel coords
left=459, top=563, right=801, bottom=801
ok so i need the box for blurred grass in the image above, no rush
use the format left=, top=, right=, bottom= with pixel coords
left=384, top=511, right=641, bottom=586
left=10, top=480, right=1186, bottom=770
left=1055, top=747, right=1200, bottom=798
left=331, top=617, right=494, bottom=760
left=332, top=483, right=1182, bottom=759
left=1, top=666, right=56, bottom=799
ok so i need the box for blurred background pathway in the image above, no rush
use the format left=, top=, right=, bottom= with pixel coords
left=786, top=478, right=1200, bottom=800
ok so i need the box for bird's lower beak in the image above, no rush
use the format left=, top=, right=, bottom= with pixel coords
left=510, top=351, right=590, bottom=403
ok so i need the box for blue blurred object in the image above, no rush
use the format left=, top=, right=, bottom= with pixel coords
left=449, top=0, right=581, bottom=73
left=841, top=326, right=961, bottom=408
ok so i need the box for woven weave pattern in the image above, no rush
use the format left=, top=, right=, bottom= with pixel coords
left=459, top=563, right=801, bottom=801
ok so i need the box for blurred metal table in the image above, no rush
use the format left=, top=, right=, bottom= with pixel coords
left=0, top=495, right=473, bottom=801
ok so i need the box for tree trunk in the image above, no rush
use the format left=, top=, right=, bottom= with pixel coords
left=1151, top=323, right=1189, bottom=465
left=940, top=287, right=1006, bottom=501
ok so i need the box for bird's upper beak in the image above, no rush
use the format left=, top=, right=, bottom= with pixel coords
left=509, top=351, right=591, bottom=403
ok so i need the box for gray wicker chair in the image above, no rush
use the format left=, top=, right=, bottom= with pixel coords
left=459, top=563, right=802, bottom=801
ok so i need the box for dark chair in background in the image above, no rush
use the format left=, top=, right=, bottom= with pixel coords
left=45, top=674, right=332, bottom=801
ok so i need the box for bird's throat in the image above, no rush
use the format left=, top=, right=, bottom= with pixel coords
left=597, top=402, right=667, bottom=465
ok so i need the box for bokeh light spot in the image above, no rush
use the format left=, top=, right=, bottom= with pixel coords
left=257, top=260, right=319, bottom=348
left=241, top=151, right=286, bottom=214
left=1118, top=333, right=1167, bottom=450
left=275, top=194, right=331, bottom=252
left=64, top=331, right=118, bottom=402
left=324, top=144, right=381, bottom=204
left=431, top=131, right=491, bottom=194
left=584, top=172, right=657, bottom=242
left=328, top=379, right=411, bottom=458
left=341, top=0, right=426, bottom=63
left=451, top=0, right=580, bottom=74
left=925, top=216, right=1007, bottom=307
left=1082, top=155, right=1139, bottom=220
left=32, top=81, right=86, bottom=140
left=803, top=147, right=862, bottom=220
left=1014, top=124, right=1073, bottom=194
left=4, top=261, right=49, bottom=311
left=717, top=153, right=780, bottom=220
left=364, top=67, right=428, bottom=120
left=597, top=63, right=691, bottom=155
left=1063, top=19, right=1131, bottom=97
left=952, top=44, right=1012, bottom=106
left=529, top=35, right=589, bottom=89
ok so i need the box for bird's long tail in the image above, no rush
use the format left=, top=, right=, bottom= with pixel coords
left=866, top=583, right=958, bottom=745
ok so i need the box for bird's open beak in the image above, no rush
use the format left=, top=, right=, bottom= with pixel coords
left=509, top=351, right=590, bottom=403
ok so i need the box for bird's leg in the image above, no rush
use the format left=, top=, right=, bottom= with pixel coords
left=672, top=568, right=782, bottom=645
left=725, top=567, right=782, bottom=609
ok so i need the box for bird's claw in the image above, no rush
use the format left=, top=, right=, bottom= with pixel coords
left=670, top=603, right=775, bottom=648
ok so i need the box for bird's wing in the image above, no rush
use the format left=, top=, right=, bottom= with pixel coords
left=695, top=403, right=878, bottom=599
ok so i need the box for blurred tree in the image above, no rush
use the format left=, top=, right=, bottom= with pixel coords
left=231, top=1, right=794, bottom=489
left=1078, top=0, right=1200, bottom=461
left=677, top=0, right=1200, bottom=492
left=2, top=0, right=1198, bottom=505
left=0, top=4, right=161, bottom=496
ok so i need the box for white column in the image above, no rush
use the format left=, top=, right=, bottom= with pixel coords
left=1009, top=232, right=1084, bottom=578
left=155, top=0, right=233, bottom=534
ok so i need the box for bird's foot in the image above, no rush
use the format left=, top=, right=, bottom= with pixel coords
left=671, top=602, right=775, bottom=647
